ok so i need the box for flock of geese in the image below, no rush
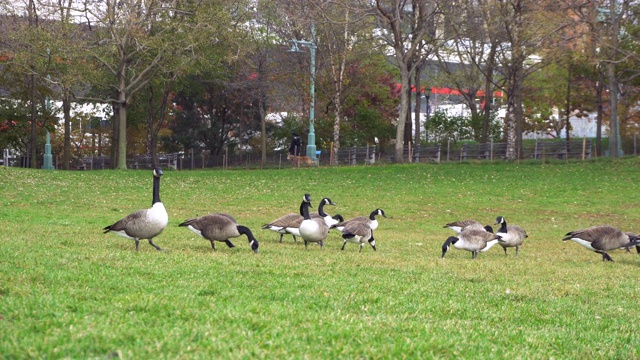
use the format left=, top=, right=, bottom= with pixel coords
left=103, top=168, right=640, bottom=262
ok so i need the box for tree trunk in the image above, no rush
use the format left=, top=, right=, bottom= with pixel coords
left=514, top=65, right=524, bottom=160
left=333, top=91, right=341, bottom=164
left=596, top=71, right=604, bottom=156
left=29, top=73, right=37, bottom=168
left=395, top=66, right=411, bottom=163
left=505, top=87, right=517, bottom=160
left=482, top=42, right=497, bottom=143
left=259, top=92, right=267, bottom=167
left=111, top=101, right=119, bottom=168
left=414, top=63, right=422, bottom=146
left=608, top=0, right=620, bottom=158
left=564, top=64, right=572, bottom=152
left=63, top=95, right=71, bottom=170
left=117, top=86, right=127, bottom=169
left=608, top=61, right=618, bottom=158
left=404, top=74, right=413, bottom=150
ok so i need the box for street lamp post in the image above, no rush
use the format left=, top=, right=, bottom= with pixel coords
left=42, top=67, right=54, bottom=170
left=289, top=25, right=317, bottom=161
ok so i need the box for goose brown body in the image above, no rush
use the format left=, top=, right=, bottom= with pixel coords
left=180, top=213, right=259, bottom=253
left=563, top=225, right=640, bottom=261
left=341, top=221, right=376, bottom=252
left=495, top=216, right=528, bottom=255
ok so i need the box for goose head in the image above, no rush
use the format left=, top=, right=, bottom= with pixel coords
left=376, top=209, right=387, bottom=218
left=249, top=238, right=259, bottom=254
left=484, top=225, right=494, bottom=233
left=321, top=198, right=336, bottom=207
left=441, top=236, right=458, bottom=258
left=303, top=193, right=312, bottom=208
left=153, top=167, right=163, bottom=177
left=494, top=216, right=506, bottom=226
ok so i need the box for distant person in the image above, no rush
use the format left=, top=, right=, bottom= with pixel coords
left=289, top=133, right=301, bottom=156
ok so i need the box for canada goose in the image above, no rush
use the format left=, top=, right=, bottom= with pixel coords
left=494, top=216, right=528, bottom=255
left=262, top=212, right=302, bottom=243
left=103, top=168, right=168, bottom=251
left=283, top=198, right=339, bottom=239
left=333, top=208, right=387, bottom=233
left=563, top=225, right=640, bottom=261
left=298, top=194, right=332, bottom=249
left=341, top=221, right=376, bottom=252
left=179, top=213, right=259, bottom=253
left=441, top=226, right=501, bottom=259
left=262, top=198, right=341, bottom=242
left=443, top=219, right=482, bottom=234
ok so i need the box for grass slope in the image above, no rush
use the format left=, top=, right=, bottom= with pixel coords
left=1, top=159, right=639, bottom=359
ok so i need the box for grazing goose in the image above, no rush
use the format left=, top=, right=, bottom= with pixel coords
left=103, top=168, right=168, bottom=251
left=262, top=212, right=302, bottom=243
left=494, top=216, right=528, bottom=256
left=179, top=213, right=259, bottom=253
left=563, top=225, right=640, bottom=262
left=441, top=226, right=501, bottom=259
left=333, top=208, right=387, bottom=233
left=298, top=194, right=331, bottom=249
left=443, top=219, right=482, bottom=234
left=341, top=221, right=376, bottom=252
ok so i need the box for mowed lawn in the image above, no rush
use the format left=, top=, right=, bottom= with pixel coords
left=1, top=159, right=639, bottom=359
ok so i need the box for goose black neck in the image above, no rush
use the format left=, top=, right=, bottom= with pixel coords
left=369, top=211, right=377, bottom=220
left=318, top=200, right=328, bottom=217
left=498, top=221, right=507, bottom=234
left=237, top=225, right=255, bottom=241
left=152, top=175, right=161, bottom=205
left=301, top=200, right=311, bottom=220
left=443, top=236, right=458, bottom=248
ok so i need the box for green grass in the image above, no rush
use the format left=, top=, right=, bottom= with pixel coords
left=1, top=159, right=640, bottom=359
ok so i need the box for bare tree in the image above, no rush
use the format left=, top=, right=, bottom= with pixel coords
left=367, top=0, right=440, bottom=163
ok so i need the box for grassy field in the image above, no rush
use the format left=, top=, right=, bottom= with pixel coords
left=1, top=159, right=640, bottom=359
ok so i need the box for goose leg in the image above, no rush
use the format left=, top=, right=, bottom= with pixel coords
left=502, top=246, right=508, bottom=255
left=224, top=240, right=235, bottom=248
left=319, top=241, right=324, bottom=249
left=304, top=240, right=308, bottom=249
left=278, top=234, right=284, bottom=243
left=472, top=251, right=478, bottom=259
left=293, top=235, right=297, bottom=242
left=135, top=239, right=140, bottom=251
left=341, top=241, right=347, bottom=251
left=598, top=251, right=613, bottom=262
left=515, top=245, right=520, bottom=256
left=359, top=243, right=364, bottom=253
left=210, top=240, right=216, bottom=251
left=148, top=239, right=162, bottom=251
